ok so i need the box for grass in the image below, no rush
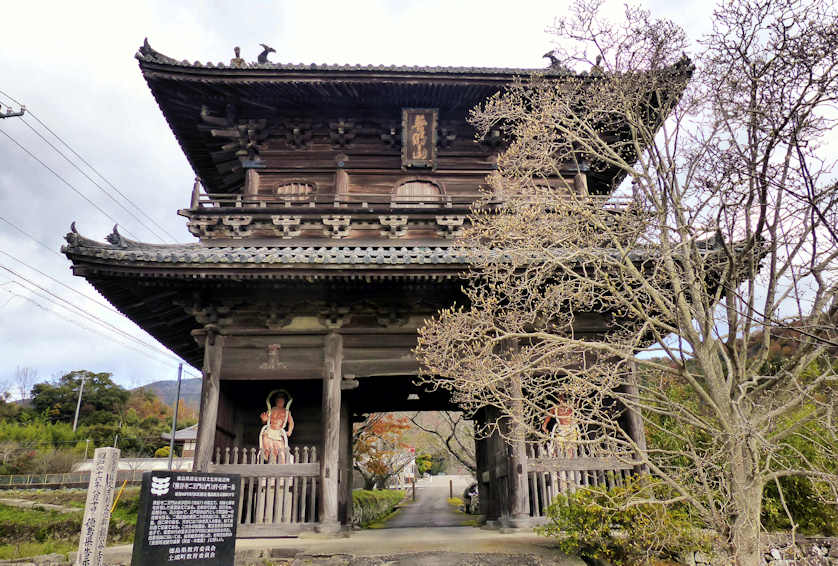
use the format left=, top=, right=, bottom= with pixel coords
left=0, top=540, right=76, bottom=560
left=0, top=488, right=141, bottom=558
left=447, top=496, right=463, bottom=507
left=364, top=507, right=403, bottom=529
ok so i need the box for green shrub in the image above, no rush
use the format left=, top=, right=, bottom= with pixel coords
left=351, top=489, right=404, bottom=526
left=762, top=475, right=838, bottom=535
left=154, top=445, right=171, bottom=458
left=538, top=478, right=712, bottom=566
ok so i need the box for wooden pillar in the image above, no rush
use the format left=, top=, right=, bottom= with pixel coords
left=484, top=408, right=500, bottom=522
left=335, top=169, right=349, bottom=195
left=473, top=411, right=490, bottom=519
left=243, top=167, right=260, bottom=200
left=573, top=171, right=588, bottom=196
left=338, top=398, right=353, bottom=525
left=624, top=361, right=648, bottom=474
left=193, top=330, right=224, bottom=472
left=319, top=332, right=342, bottom=532
left=506, top=378, right=531, bottom=526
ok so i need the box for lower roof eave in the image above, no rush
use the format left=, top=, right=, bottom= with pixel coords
left=68, top=261, right=468, bottom=281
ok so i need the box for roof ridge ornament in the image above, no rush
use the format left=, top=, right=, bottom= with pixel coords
left=257, top=44, right=276, bottom=64
left=63, top=222, right=107, bottom=249
left=106, top=225, right=130, bottom=248
left=136, top=38, right=180, bottom=65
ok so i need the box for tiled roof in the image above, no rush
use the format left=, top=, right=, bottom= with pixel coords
left=68, top=243, right=469, bottom=266
left=135, top=39, right=573, bottom=77
left=62, top=226, right=469, bottom=267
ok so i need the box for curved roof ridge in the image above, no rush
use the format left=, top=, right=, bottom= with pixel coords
left=135, top=38, right=575, bottom=77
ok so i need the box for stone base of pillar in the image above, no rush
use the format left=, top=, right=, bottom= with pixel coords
left=315, top=521, right=342, bottom=535
left=500, top=514, right=536, bottom=529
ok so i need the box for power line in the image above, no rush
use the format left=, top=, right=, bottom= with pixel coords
left=0, top=215, right=64, bottom=258
left=0, top=128, right=141, bottom=240
left=0, top=245, right=123, bottom=316
left=0, top=262, right=187, bottom=366
left=18, top=116, right=168, bottom=243
left=2, top=287, right=200, bottom=378
left=25, top=111, right=180, bottom=242
left=0, top=87, right=180, bottom=242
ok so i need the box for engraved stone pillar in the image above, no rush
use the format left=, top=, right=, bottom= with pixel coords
left=318, top=332, right=342, bottom=532
left=75, top=447, right=119, bottom=566
left=193, top=330, right=225, bottom=472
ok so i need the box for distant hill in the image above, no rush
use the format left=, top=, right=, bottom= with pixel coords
left=136, top=378, right=202, bottom=411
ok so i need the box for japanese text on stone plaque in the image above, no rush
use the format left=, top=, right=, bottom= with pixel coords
left=132, top=471, right=240, bottom=566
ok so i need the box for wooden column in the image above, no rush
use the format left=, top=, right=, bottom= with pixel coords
left=319, top=332, right=342, bottom=532
left=624, top=360, right=648, bottom=474
left=506, top=377, right=531, bottom=526
left=338, top=398, right=353, bottom=525
left=193, top=330, right=224, bottom=472
left=473, top=410, right=490, bottom=519
left=243, top=167, right=260, bottom=200
left=484, top=407, right=500, bottom=523
left=573, top=171, right=589, bottom=196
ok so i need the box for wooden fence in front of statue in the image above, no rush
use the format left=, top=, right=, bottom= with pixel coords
left=208, top=443, right=320, bottom=537
left=524, top=444, right=637, bottom=519
left=484, top=442, right=638, bottom=522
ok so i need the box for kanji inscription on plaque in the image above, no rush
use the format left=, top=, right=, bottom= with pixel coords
left=131, top=471, right=241, bottom=566
left=401, top=108, right=438, bottom=169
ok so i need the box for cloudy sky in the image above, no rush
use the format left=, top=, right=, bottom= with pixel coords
left=0, top=0, right=714, bottom=393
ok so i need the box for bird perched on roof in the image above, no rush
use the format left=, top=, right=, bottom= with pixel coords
left=258, top=44, right=276, bottom=64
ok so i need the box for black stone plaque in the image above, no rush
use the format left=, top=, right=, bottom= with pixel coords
left=131, top=471, right=241, bottom=566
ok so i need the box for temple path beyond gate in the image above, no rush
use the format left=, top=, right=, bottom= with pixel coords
left=384, top=475, right=473, bottom=529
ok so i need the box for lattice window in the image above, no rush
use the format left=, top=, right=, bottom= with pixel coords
left=392, top=179, right=442, bottom=207
left=276, top=182, right=314, bottom=201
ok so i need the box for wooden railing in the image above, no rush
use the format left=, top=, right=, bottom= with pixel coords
left=195, top=192, right=492, bottom=210
left=209, top=444, right=319, bottom=536
left=191, top=192, right=632, bottom=212
left=525, top=444, right=637, bottom=518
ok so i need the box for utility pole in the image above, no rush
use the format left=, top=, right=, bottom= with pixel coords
left=0, top=104, right=25, bottom=119
left=72, top=373, right=88, bottom=432
left=167, top=363, right=183, bottom=470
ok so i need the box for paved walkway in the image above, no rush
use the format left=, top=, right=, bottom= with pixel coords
left=236, top=527, right=583, bottom=565
left=386, top=474, right=473, bottom=528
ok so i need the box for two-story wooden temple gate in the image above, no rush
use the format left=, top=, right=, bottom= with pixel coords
left=62, top=40, right=674, bottom=536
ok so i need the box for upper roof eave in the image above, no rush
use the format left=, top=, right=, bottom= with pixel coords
left=135, top=39, right=577, bottom=83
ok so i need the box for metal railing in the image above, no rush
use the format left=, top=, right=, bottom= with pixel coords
left=0, top=470, right=146, bottom=489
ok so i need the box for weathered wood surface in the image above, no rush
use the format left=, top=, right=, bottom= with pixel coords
left=527, top=457, right=636, bottom=472
left=209, top=463, right=319, bottom=477
left=319, top=332, right=342, bottom=531
left=193, top=332, right=224, bottom=472
left=220, top=445, right=320, bottom=536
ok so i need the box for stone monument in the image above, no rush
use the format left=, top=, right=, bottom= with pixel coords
left=76, top=447, right=120, bottom=566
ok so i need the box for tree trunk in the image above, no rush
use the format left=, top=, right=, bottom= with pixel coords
left=730, top=483, right=763, bottom=566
